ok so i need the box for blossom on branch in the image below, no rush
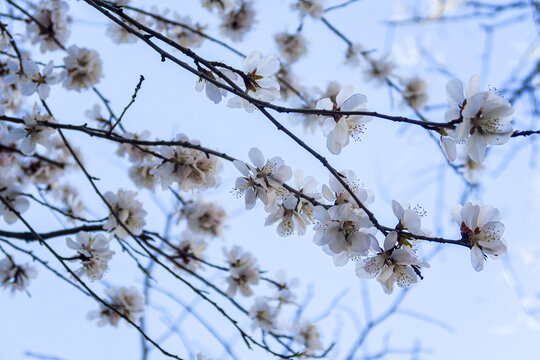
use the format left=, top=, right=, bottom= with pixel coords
left=316, top=85, right=371, bottom=154
left=356, top=231, right=429, bottom=294
left=88, top=286, right=145, bottom=327
left=444, top=75, right=514, bottom=163
left=62, top=45, right=103, bottom=91
left=224, top=245, right=260, bottom=297
left=228, top=50, right=280, bottom=112
left=451, top=201, right=507, bottom=271
left=103, top=190, right=147, bottom=239
left=233, top=147, right=292, bottom=211
left=66, top=232, right=114, bottom=281
left=0, top=257, right=37, bottom=293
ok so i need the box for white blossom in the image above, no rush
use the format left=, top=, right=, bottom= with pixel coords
left=167, top=14, right=205, bottom=48
left=265, top=170, right=320, bottom=236
left=313, top=204, right=375, bottom=266
left=445, top=75, right=513, bottom=162
left=401, top=77, right=428, bottom=109
left=356, top=232, right=428, bottom=294
left=103, top=190, right=147, bottom=239
left=201, top=0, right=235, bottom=12
left=88, top=286, right=145, bottom=327
left=363, top=56, right=395, bottom=86
left=316, top=85, right=371, bottom=154
left=219, top=1, right=256, bottom=42
left=225, top=245, right=260, bottom=297
left=26, top=0, right=71, bottom=52
left=292, top=0, right=325, bottom=19
left=170, top=233, right=208, bottom=272
left=0, top=257, right=37, bottom=293
left=249, top=296, right=279, bottom=331
left=62, top=45, right=103, bottom=91
left=5, top=59, right=60, bottom=99
left=151, top=134, right=222, bottom=191
left=0, top=180, right=30, bottom=224
left=293, top=319, right=324, bottom=354
left=66, top=232, right=114, bottom=281
left=195, top=68, right=237, bottom=104
left=321, top=169, right=374, bottom=210
left=233, top=147, right=292, bottom=211
left=228, top=51, right=281, bottom=112
left=5, top=104, right=54, bottom=155
left=392, top=200, right=431, bottom=236
left=274, top=31, right=308, bottom=63
left=451, top=201, right=507, bottom=272
left=180, top=199, right=227, bottom=237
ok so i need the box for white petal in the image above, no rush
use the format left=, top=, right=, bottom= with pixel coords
left=471, top=245, right=484, bottom=272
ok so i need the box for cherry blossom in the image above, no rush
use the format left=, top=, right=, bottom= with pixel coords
left=316, top=85, right=371, bottom=154
left=274, top=31, right=308, bottom=63
left=88, top=286, right=145, bottom=327
left=169, top=233, right=208, bottom=272
left=62, top=45, right=103, bottom=91
left=0, top=257, right=37, bottom=293
left=103, top=190, right=147, bottom=239
left=233, top=147, right=292, bottom=211
left=224, top=245, right=260, bottom=297
left=452, top=201, right=507, bottom=271
left=293, top=319, right=324, bottom=354
left=180, top=199, right=227, bottom=237
left=356, top=232, right=429, bottom=294
left=66, top=232, right=114, bottom=281
left=151, top=134, right=222, bottom=191
left=0, top=180, right=30, bottom=224
left=313, top=204, right=375, bottom=266
left=219, top=1, right=256, bottom=42
left=249, top=296, right=279, bottom=331
left=445, top=75, right=514, bottom=162
left=26, top=0, right=71, bottom=52
left=5, top=104, right=54, bottom=155
left=292, top=0, right=325, bottom=19
left=228, top=51, right=280, bottom=112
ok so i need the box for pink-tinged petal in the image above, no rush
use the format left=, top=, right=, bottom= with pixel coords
left=465, top=75, right=480, bottom=98
left=384, top=231, right=398, bottom=251
left=440, top=136, right=457, bottom=162
left=248, top=147, right=265, bottom=168
left=446, top=79, right=464, bottom=105
left=341, top=93, right=367, bottom=112
left=467, top=133, right=488, bottom=163
left=336, top=85, right=355, bottom=108
left=471, top=245, right=484, bottom=272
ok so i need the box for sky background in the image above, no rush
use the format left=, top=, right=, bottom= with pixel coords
left=1, top=0, right=540, bottom=359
